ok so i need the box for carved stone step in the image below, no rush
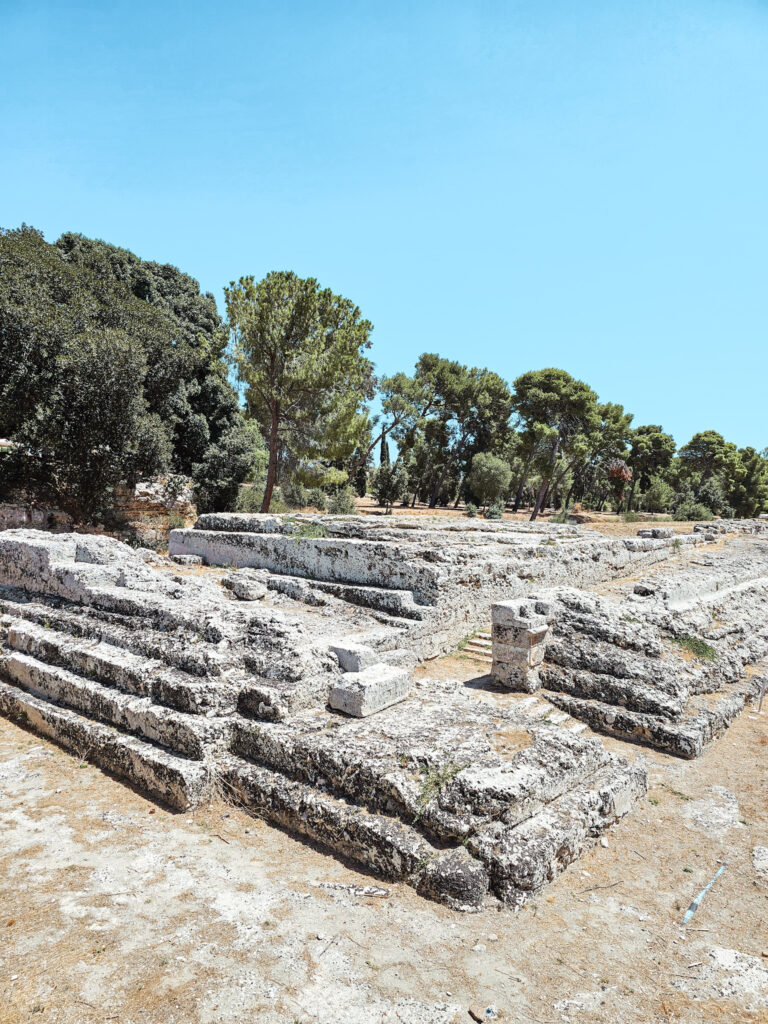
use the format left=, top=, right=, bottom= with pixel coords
left=217, top=754, right=489, bottom=911
left=0, top=680, right=210, bottom=810
left=3, top=618, right=238, bottom=715
left=545, top=685, right=757, bottom=758
left=467, top=760, right=646, bottom=905
left=0, top=652, right=229, bottom=758
left=0, top=595, right=234, bottom=692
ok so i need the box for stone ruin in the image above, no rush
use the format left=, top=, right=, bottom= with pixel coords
left=0, top=514, right=766, bottom=911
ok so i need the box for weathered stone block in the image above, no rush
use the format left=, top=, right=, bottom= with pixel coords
left=492, top=622, right=549, bottom=647
left=492, top=660, right=542, bottom=693
left=328, top=664, right=411, bottom=717
left=328, top=640, right=380, bottom=673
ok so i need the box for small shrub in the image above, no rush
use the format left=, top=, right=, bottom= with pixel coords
left=673, top=501, right=714, bottom=522
left=550, top=509, right=571, bottom=524
left=484, top=502, right=504, bottom=520
left=306, top=487, right=327, bottom=511
left=373, top=463, right=407, bottom=507
left=465, top=502, right=477, bottom=518
left=639, top=477, right=675, bottom=513
left=166, top=512, right=186, bottom=531
left=236, top=485, right=263, bottom=512
left=621, top=511, right=641, bottom=523
left=672, top=633, right=718, bottom=661
left=287, top=520, right=329, bottom=539
left=328, top=488, right=357, bottom=515
left=281, top=478, right=308, bottom=509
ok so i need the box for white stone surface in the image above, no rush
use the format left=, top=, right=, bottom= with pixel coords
left=328, top=664, right=411, bottom=717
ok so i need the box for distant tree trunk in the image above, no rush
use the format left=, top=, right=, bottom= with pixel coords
left=512, top=448, right=536, bottom=512
left=453, top=473, right=465, bottom=508
left=563, top=481, right=575, bottom=511
left=530, top=434, right=560, bottom=521
left=627, top=477, right=637, bottom=512
left=261, top=402, right=280, bottom=513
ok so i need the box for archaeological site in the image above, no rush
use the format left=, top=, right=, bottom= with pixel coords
left=2, top=514, right=766, bottom=914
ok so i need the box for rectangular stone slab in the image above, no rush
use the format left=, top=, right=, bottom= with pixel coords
left=328, top=664, right=411, bottom=717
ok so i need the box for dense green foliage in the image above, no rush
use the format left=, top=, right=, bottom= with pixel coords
left=1, top=225, right=765, bottom=525
left=0, top=226, right=257, bottom=520
left=226, top=271, right=374, bottom=513
left=468, top=452, right=512, bottom=509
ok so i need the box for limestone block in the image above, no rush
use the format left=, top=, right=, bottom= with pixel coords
left=492, top=660, right=541, bottom=693
left=328, top=664, right=411, bottom=717
left=328, top=640, right=381, bottom=673
left=492, top=622, right=549, bottom=648
left=225, top=572, right=268, bottom=601
left=492, top=640, right=546, bottom=668
left=171, top=554, right=203, bottom=566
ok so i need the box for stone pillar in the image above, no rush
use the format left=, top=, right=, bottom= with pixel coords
left=491, top=598, right=553, bottom=693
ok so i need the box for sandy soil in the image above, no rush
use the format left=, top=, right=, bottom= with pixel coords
left=2, top=669, right=767, bottom=1024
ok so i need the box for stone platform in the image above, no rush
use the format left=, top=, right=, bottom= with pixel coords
left=0, top=528, right=648, bottom=910
left=2, top=520, right=766, bottom=910
left=169, top=513, right=716, bottom=658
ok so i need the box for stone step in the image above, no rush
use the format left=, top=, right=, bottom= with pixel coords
left=0, top=680, right=209, bottom=810
left=467, top=760, right=646, bottom=905
left=230, top=714, right=610, bottom=847
left=544, top=685, right=755, bottom=759
left=0, top=651, right=229, bottom=759
left=217, top=754, right=489, bottom=911
left=3, top=618, right=238, bottom=715
left=546, top=711, right=571, bottom=725
left=0, top=594, right=233, bottom=689
left=461, top=643, right=493, bottom=663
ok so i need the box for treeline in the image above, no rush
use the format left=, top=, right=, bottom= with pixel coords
left=1, top=228, right=766, bottom=524
left=0, top=226, right=259, bottom=521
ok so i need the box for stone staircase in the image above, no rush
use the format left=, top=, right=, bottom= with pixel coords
left=0, top=595, right=235, bottom=809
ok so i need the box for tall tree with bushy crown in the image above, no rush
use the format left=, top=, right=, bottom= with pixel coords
left=227, top=271, right=375, bottom=512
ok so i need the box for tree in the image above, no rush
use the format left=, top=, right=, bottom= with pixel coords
left=227, top=271, right=375, bottom=512
left=373, top=462, right=408, bottom=507
left=678, top=430, right=740, bottom=485
left=625, top=425, right=676, bottom=511
left=423, top=360, right=512, bottom=508
left=192, top=421, right=267, bottom=514
left=728, top=448, right=768, bottom=518
left=56, top=232, right=244, bottom=476
left=4, top=330, right=171, bottom=521
left=468, top=452, right=512, bottom=510
left=0, top=225, right=257, bottom=518
left=352, top=359, right=443, bottom=475
left=511, top=369, right=601, bottom=520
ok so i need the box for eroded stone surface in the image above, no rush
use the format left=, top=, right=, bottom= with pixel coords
left=3, top=520, right=766, bottom=909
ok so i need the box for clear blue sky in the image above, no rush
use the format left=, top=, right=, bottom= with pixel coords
left=3, top=1, right=767, bottom=449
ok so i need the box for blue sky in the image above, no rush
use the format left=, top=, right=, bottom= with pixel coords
left=3, top=1, right=767, bottom=449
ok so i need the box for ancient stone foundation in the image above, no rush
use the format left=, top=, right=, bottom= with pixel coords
left=1, top=516, right=766, bottom=909
left=169, top=512, right=717, bottom=659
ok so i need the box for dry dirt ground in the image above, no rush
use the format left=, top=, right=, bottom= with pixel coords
left=2, top=645, right=768, bottom=1024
